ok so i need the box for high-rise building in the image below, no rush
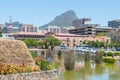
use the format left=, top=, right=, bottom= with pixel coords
left=72, top=18, right=91, bottom=28
left=60, top=27, right=75, bottom=33
left=108, top=19, right=120, bottom=28
left=22, top=24, right=38, bottom=32
left=46, top=25, right=61, bottom=33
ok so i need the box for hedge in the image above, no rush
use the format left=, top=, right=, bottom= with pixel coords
left=103, top=57, right=116, bottom=64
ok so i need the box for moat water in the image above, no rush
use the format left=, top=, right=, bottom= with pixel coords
left=58, top=54, right=120, bottom=80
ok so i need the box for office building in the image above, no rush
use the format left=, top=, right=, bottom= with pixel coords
left=108, top=19, right=120, bottom=28
left=46, top=25, right=61, bottom=33
left=22, top=24, right=38, bottom=32
left=72, top=18, right=91, bottom=28
left=68, top=26, right=115, bottom=35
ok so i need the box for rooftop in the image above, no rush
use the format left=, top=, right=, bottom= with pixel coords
left=9, top=32, right=45, bottom=36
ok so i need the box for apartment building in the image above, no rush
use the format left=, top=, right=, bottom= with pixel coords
left=46, top=25, right=61, bottom=33
left=108, top=19, right=120, bottom=28
left=22, top=24, right=38, bottom=32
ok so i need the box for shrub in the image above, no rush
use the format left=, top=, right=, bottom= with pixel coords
left=84, top=51, right=90, bottom=62
left=30, top=51, right=38, bottom=58
left=103, top=52, right=113, bottom=56
left=31, top=50, right=59, bottom=71
left=54, top=61, right=60, bottom=69
left=0, top=63, right=40, bottom=75
left=95, top=51, right=103, bottom=64
left=103, top=51, right=120, bottom=56
left=64, top=50, right=75, bottom=70
left=58, top=50, right=62, bottom=56
left=99, top=50, right=105, bottom=55
left=103, top=57, right=116, bottom=64
left=36, top=60, right=54, bottom=71
left=114, top=52, right=120, bottom=56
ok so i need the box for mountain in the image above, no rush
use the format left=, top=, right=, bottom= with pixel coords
left=40, top=10, right=79, bottom=29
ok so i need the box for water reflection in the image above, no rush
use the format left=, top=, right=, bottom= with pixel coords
left=59, top=61, right=120, bottom=80
left=64, top=71, right=75, bottom=80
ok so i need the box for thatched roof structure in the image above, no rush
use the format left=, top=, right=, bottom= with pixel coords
left=0, top=39, right=35, bottom=66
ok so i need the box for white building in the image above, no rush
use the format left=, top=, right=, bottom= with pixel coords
left=46, top=25, right=61, bottom=33
left=0, top=33, right=14, bottom=40
left=22, top=24, right=38, bottom=32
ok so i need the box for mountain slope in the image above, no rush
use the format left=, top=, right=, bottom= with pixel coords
left=40, top=10, right=78, bottom=29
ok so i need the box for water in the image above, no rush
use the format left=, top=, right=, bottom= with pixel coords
left=57, top=52, right=120, bottom=80
left=59, top=62, right=120, bottom=80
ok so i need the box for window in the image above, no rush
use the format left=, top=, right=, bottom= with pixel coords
left=73, top=39, right=75, bottom=42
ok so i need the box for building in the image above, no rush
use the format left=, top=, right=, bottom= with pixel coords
left=60, top=27, right=75, bottom=33
left=108, top=19, right=120, bottom=28
left=46, top=25, right=61, bottom=33
left=110, top=28, right=120, bottom=43
left=0, top=24, right=4, bottom=31
left=68, top=26, right=115, bottom=35
left=3, top=16, right=20, bottom=33
left=72, top=18, right=91, bottom=28
left=53, top=33, right=110, bottom=47
left=2, top=26, right=19, bottom=33
left=9, top=31, right=111, bottom=47
left=5, top=22, right=23, bottom=31
left=22, top=24, right=38, bottom=32
left=68, top=26, right=96, bottom=35
left=96, top=26, right=115, bottom=34
left=0, top=33, right=14, bottom=40
left=9, top=32, right=47, bottom=40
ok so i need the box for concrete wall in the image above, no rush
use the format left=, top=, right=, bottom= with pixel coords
left=0, top=70, right=59, bottom=80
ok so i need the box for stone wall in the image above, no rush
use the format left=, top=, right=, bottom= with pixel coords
left=0, top=70, right=59, bottom=80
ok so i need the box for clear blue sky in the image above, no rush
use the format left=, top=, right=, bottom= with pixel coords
left=0, top=0, right=120, bottom=26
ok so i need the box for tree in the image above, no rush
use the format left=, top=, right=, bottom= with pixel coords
left=83, top=40, right=87, bottom=44
left=43, top=36, right=61, bottom=50
left=0, top=30, right=2, bottom=37
left=38, top=39, right=46, bottom=49
left=96, top=32, right=107, bottom=36
left=23, top=38, right=38, bottom=47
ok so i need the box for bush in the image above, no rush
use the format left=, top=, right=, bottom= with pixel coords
left=103, top=51, right=120, bottom=56
left=84, top=51, right=90, bottom=62
left=114, top=52, right=120, bottom=56
left=0, top=63, right=40, bottom=75
left=54, top=61, right=60, bottom=69
left=95, top=51, right=103, bottom=64
left=99, top=50, right=105, bottom=55
left=36, top=60, right=54, bottom=71
left=64, top=50, right=75, bottom=70
left=58, top=50, right=62, bottom=56
left=30, top=51, right=38, bottom=58
left=103, top=57, right=116, bottom=64
left=103, top=52, right=113, bottom=56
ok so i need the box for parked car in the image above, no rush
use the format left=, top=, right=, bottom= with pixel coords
left=116, top=48, right=120, bottom=51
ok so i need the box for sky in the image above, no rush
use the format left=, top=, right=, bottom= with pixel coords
left=0, top=0, right=120, bottom=26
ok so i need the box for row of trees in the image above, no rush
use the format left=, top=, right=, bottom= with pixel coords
left=83, top=40, right=120, bottom=48
left=23, top=36, right=61, bottom=50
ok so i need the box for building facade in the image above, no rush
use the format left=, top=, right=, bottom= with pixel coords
left=72, top=18, right=91, bottom=28
left=22, top=24, right=38, bottom=32
left=68, top=26, right=115, bottom=36
left=46, top=25, right=61, bottom=33
left=68, top=26, right=96, bottom=35
left=108, top=19, right=120, bottom=28
left=9, top=32, right=47, bottom=40
left=53, top=33, right=110, bottom=47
